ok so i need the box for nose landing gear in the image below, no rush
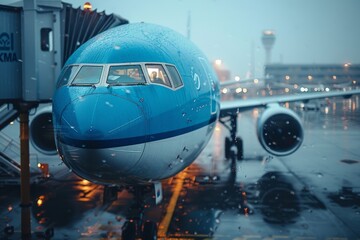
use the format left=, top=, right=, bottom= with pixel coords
left=121, top=185, right=159, bottom=240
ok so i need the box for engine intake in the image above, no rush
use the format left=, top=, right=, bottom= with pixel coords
left=257, top=105, right=303, bottom=156
left=30, top=105, right=57, bottom=155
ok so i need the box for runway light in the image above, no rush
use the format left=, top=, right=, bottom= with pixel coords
left=83, top=2, right=92, bottom=11
left=300, top=87, right=308, bottom=92
left=37, top=196, right=45, bottom=207
left=244, top=207, right=249, bottom=216
left=215, top=59, right=222, bottom=66
left=234, top=76, right=240, bottom=81
left=82, top=179, right=90, bottom=185
left=38, top=163, right=50, bottom=178
left=222, top=88, right=228, bottom=94
left=324, top=106, right=329, bottom=114
left=235, top=87, right=242, bottom=93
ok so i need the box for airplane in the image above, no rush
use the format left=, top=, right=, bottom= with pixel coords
left=28, top=22, right=360, bottom=238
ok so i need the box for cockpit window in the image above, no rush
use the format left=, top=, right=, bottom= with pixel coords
left=72, top=65, right=103, bottom=85
left=166, top=65, right=183, bottom=88
left=56, top=65, right=79, bottom=88
left=107, top=65, right=146, bottom=85
left=146, top=64, right=171, bottom=87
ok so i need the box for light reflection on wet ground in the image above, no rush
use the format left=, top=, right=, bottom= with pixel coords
left=0, top=96, right=360, bottom=239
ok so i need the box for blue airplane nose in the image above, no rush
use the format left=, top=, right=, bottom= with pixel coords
left=58, top=93, right=147, bottom=184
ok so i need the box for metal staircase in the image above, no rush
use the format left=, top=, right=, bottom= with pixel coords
left=0, top=117, right=41, bottom=185
left=0, top=104, right=19, bottom=131
left=0, top=151, right=21, bottom=185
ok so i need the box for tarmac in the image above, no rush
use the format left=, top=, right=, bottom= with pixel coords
left=0, top=95, right=359, bottom=239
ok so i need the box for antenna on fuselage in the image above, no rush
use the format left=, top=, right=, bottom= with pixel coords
left=187, top=11, right=191, bottom=40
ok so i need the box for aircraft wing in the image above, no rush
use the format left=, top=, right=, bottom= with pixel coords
left=219, top=77, right=268, bottom=87
left=220, top=89, right=360, bottom=116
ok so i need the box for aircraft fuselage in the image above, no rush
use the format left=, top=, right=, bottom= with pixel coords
left=52, top=23, right=220, bottom=185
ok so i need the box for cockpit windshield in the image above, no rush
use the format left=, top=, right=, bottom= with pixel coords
left=107, top=65, right=146, bottom=85
left=146, top=64, right=172, bottom=87
left=56, top=65, right=79, bottom=88
left=72, top=65, right=103, bottom=85
left=62, top=63, right=183, bottom=89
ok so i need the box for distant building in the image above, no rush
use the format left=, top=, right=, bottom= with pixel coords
left=212, top=60, right=231, bottom=82
left=264, top=63, right=360, bottom=91
left=261, top=30, right=276, bottom=64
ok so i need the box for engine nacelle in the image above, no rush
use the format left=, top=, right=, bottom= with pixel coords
left=257, top=104, right=303, bottom=156
left=30, top=105, right=57, bottom=155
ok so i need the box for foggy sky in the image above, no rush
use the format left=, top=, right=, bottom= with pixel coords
left=70, top=0, right=360, bottom=79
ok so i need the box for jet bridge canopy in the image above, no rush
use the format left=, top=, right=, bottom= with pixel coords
left=0, top=0, right=128, bottom=103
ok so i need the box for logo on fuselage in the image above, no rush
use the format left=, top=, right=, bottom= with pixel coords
left=191, top=67, right=201, bottom=90
left=0, top=32, right=18, bottom=62
left=193, top=72, right=201, bottom=90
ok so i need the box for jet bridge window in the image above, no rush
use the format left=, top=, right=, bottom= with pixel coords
left=72, top=66, right=103, bottom=85
left=107, top=65, right=146, bottom=85
left=40, top=28, right=53, bottom=51
left=146, top=64, right=171, bottom=87
left=56, top=65, right=79, bottom=88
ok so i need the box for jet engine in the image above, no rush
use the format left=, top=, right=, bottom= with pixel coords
left=257, top=104, right=303, bottom=156
left=30, top=105, right=57, bottom=155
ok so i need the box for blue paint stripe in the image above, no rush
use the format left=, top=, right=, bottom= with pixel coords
left=59, top=115, right=217, bottom=149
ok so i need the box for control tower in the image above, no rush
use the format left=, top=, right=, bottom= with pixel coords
left=261, top=30, right=276, bottom=64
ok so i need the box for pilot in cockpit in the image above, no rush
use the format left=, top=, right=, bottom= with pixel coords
left=150, top=71, right=163, bottom=84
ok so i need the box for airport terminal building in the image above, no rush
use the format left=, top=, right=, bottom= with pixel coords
left=264, top=63, right=360, bottom=91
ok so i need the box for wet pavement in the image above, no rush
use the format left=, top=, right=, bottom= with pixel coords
left=1, top=95, right=360, bottom=239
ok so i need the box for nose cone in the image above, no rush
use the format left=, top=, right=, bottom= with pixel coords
left=58, top=94, right=147, bottom=184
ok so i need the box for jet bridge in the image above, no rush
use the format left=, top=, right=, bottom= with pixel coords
left=0, top=1, right=128, bottom=236
left=0, top=0, right=128, bottom=104
left=0, top=0, right=128, bottom=183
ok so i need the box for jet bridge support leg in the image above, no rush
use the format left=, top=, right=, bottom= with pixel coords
left=219, top=114, right=243, bottom=160
left=16, top=102, right=38, bottom=240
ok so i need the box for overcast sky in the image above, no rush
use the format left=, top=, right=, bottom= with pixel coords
left=69, top=0, right=360, bottom=79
